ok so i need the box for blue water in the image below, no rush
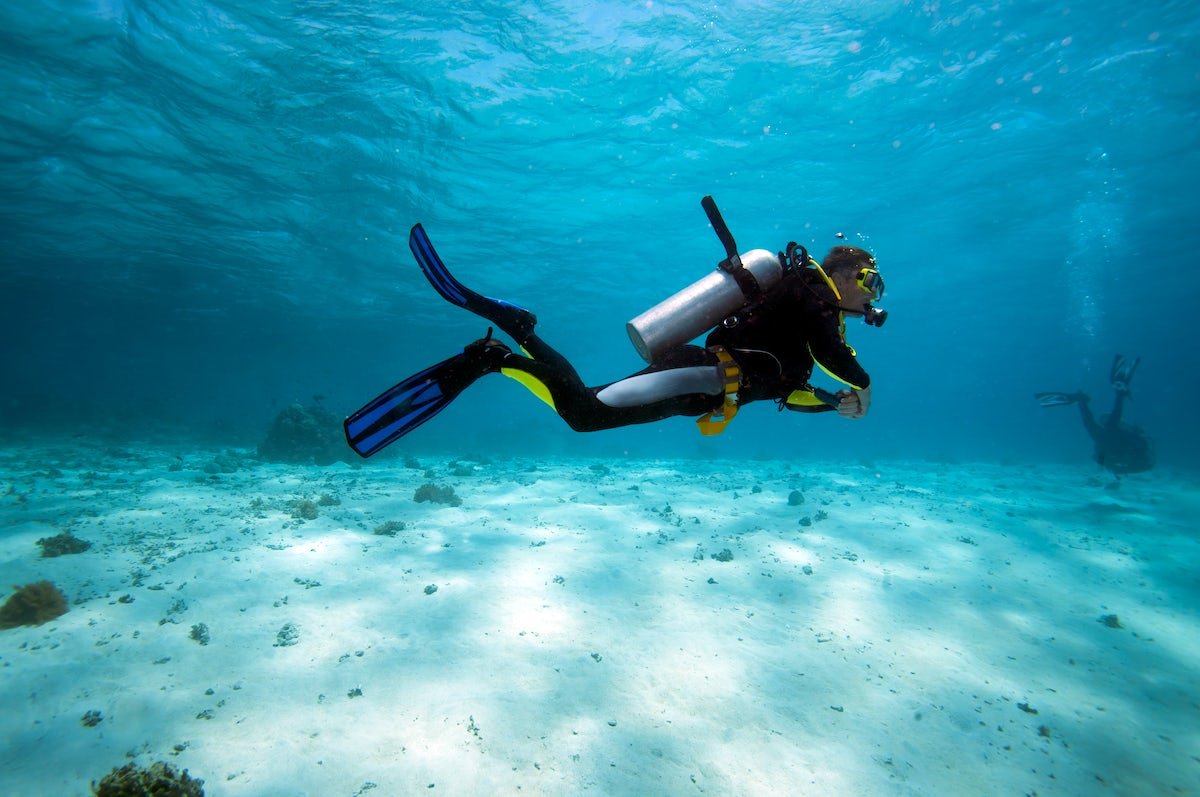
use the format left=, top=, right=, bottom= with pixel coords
left=2, top=0, right=1198, bottom=465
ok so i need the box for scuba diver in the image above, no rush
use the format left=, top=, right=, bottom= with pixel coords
left=1034, top=355, right=1154, bottom=476
left=345, top=197, right=888, bottom=458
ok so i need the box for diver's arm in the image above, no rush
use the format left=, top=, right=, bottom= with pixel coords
left=805, top=306, right=871, bottom=418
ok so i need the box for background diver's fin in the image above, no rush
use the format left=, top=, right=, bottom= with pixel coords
left=409, top=223, right=536, bottom=342
left=344, top=355, right=465, bottom=458
left=1034, top=391, right=1082, bottom=408
left=1110, top=354, right=1140, bottom=396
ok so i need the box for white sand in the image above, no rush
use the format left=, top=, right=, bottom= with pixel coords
left=1, top=443, right=1197, bottom=796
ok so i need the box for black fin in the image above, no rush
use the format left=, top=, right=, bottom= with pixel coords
left=1034, top=391, right=1082, bottom=408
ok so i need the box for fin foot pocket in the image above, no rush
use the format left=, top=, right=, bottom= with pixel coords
left=463, top=327, right=513, bottom=368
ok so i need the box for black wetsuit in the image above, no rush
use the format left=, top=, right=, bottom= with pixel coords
left=496, top=268, right=871, bottom=432
left=1077, top=391, right=1154, bottom=475
left=706, top=267, right=871, bottom=406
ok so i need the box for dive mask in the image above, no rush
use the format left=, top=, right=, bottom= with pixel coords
left=856, top=266, right=887, bottom=326
left=856, top=267, right=885, bottom=301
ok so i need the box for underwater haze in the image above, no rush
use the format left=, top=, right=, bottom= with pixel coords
left=3, top=3, right=1200, bottom=796
left=2, top=0, right=1199, bottom=462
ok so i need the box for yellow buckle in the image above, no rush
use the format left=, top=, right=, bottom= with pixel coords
left=696, top=346, right=740, bottom=436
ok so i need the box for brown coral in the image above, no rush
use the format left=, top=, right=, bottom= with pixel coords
left=0, top=581, right=69, bottom=629
left=37, top=531, right=92, bottom=558
left=92, top=761, right=204, bottom=796
left=414, top=483, right=462, bottom=507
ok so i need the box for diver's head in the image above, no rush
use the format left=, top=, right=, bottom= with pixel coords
left=822, top=246, right=887, bottom=326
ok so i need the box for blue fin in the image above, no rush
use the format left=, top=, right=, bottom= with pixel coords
left=344, top=356, right=464, bottom=458
left=344, top=332, right=512, bottom=458
left=409, top=223, right=536, bottom=342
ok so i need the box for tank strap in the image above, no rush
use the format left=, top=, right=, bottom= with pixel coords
left=719, top=258, right=763, bottom=301
left=696, top=346, right=741, bottom=436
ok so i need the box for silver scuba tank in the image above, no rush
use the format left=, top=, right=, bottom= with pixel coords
left=626, top=248, right=783, bottom=363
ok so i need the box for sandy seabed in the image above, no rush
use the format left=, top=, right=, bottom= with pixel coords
left=1, top=442, right=1197, bottom=797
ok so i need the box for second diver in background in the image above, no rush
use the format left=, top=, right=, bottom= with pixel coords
left=1035, top=354, right=1154, bottom=477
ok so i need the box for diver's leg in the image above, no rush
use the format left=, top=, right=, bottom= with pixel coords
left=516, top=333, right=585, bottom=379
left=1107, top=391, right=1126, bottom=429
left=1076, top=393, right=1101, bottom=439
left=498, top=338, right=722, bottom=432
left=1107, top=354, right=1138, bottom=428
left=595, top=367, right=723, bottom=407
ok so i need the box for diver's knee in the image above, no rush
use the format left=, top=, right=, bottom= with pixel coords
left=561, top=413, right=604, bottom=433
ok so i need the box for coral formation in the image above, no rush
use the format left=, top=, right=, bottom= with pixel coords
left=37, top=531, right=92, bottom=558
left=0, top=581, right=68, bottom=629
left=290, top=499, right=319, bottom=520
left=91, top=761, right=204, bottom=797
left=414, top=483, right=461, bottom=507
left=189, top=623, right=210, bottom=645
left=257, top=403, right=348, bottom=465
left=274, top=622, right=300, bottom=647
left=373, top=520, right=405, bottom=537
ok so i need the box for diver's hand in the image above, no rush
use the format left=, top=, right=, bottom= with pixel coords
left=836, top=386, right=870, bottom=419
